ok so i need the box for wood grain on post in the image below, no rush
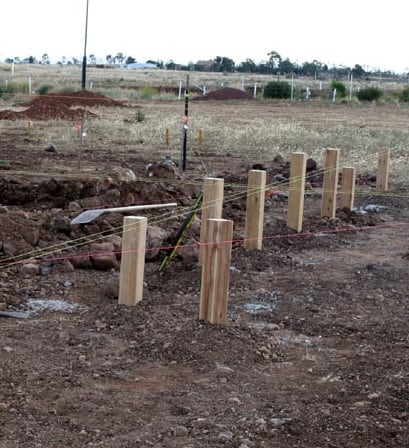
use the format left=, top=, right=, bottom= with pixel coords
left=341, top=167, right=356, bottom=210
left=199, top=177, right=224, bottom=263
left=321, top=148, right=340, bottom=218
left=244, top=169, right=266, bottom=249
left=118, top=216, right=147, bottom=306
left=287, top=152, right=307, bottom=232
left=200, top=219, right=233, bottom=324
left=377, top=149, right=390, bottom=192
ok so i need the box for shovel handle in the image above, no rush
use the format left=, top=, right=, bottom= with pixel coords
left=106, top=202, right=177, bottom=213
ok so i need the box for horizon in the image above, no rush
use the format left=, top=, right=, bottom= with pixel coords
left=1, top=0, right=408, bottom=74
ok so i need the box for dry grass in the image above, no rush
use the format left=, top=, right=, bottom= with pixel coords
left=1, top=65, right=409, bottom=184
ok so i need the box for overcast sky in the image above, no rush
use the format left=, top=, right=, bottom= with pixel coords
left=1, top=0, right=407, bottom=72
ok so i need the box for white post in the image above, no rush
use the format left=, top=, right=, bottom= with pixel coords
left=253, top=83, right=257, bottom=98
left=349, top=74, right=353, bottom=100
left=291, top=74, right=294, bottom=100
left=178, top=80, right=182, bottom=99
left=332, top=88, right=337, bottom=102
left=89, top=81, right=93, bottom=91
left=319, top=80, right=323, bottom=90
left=11, top=62, right=15, bottom=76
left=28, top=76, right=32, bottom=94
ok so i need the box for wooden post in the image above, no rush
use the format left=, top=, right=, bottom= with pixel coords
left=118, top=216, right=147, bottom=306
left=199, top=177, right=224, bottom=263
left=321, top=148, right=340, bottom=218
left=377, top=149, right=390, bottom=192
left=287, top=152, right=307, bottom=232
left=200, top=219, right=233, bottom=324
left=341, top=167, right=356, bottom=210
left=244, top=170, right=266, bottom=249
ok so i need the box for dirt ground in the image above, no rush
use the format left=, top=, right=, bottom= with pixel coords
left=0, top=93, right=408, bottom=448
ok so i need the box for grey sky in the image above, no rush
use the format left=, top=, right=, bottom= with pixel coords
left=1, top=0, right=407, bottom=72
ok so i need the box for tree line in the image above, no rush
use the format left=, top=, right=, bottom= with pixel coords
left=4, top=50, right=404, bottom=79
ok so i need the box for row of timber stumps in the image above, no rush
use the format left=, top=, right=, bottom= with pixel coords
left=117, top=148, right=391, bottom=324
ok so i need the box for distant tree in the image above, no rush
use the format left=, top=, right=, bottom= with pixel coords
left=61, top=56, right=67, bottom=65
left=115, top=52, right=125, bottom=64
left=237, top=58, right=257, bottom=73
left=213, top=56, right=235, bottom=72
left=351, top=64, right=365, bottom=78
left=301, top=60, right=327, bottom=77
left=165, top=60, right=177, bottom=70
left=106, top=54, right=113, bottom=65
left=5, top=58, right=14, bottom=63
left=125, top=56, right=136, bottom=64
left=28, top=56, right=37, bottom=64
left=278, top=58, right=296, bottom=74
left=71, top=57, right=80, bottom=65
left=41, top=53, right=50, bottom=64
left=89, top=54, right=97, bottom=65
left=267, top=51, right=282, bottom=73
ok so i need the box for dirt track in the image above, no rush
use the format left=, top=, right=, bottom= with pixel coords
left=0, top=93, right=408, bottom=448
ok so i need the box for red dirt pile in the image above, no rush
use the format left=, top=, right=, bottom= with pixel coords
left=195, top=86, right=254, bottom=101
left=0, top=91, right=123, bottom=121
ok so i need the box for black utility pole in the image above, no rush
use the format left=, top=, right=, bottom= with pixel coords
left=81, top=0, right=90, bottom=90
left=179, top=74, right=189, bottom=174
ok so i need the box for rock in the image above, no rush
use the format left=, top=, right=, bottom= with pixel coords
left=218, top=431, right=234, bottom=440
left=145, top=226, right=169, bottom=260
left=105, top=235, right=123, bottom=260
left=306, top=158, right=317, bottom=171
left=52, top=216, right=71, bottom=236
left=68, top=201, right=82, bottom=211
left=0, top=206, right=8, bottom=214
left=21, top=263, right=40, bottom=275
left=89, top=242, right=119, bottom=270
left=146, top=157, right=182, bottom=179
left=105, top=188, right=121, bottom=202
left=173, top=425, right=189, bottom=436
left=44, top=145, right=57, bottom=153
left=23, top=227, right=40, bottom=246
left=72, top=253, right=93, bottom=269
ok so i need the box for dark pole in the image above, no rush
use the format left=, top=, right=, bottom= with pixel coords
left=182, top=74, right=189, bottom=172
left=81, top=0, right=89, bottom=90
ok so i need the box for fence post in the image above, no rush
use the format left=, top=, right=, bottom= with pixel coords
left=200, top=219, right=233, bottom=324
left=287, top=152, right=307, bottom=232
left=377, top=149, right=390, bottom=192
left=118, top=216, right=147, bottom=306
left=341, top=167, right=356, bottom=210
left=321, top=148, right=340, bottom=218
left=199, top=177, right=224, bottom=263
left=244, top=169, right=266, bottom=249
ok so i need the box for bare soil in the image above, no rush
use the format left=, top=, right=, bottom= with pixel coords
left=0, top=93, right=408, bottom=448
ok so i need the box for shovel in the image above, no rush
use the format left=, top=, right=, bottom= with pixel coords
left=71, top=202, right=177, bottom=225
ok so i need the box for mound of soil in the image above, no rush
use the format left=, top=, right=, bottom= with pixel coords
left=0, top=91, right=123, bottom=121
left=195, top=87, right=254, bottom=101
left=20, top=91, right=125, bottom=108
